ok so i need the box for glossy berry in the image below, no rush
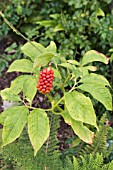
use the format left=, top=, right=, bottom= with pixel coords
left=36, top=67, right=54, bottom=94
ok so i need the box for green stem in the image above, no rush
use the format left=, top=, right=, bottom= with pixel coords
left=21, top=99, right=36, bottom=110
left=52, top=96, right=64, bottom=110
left=64, top=73, right=71, bottom=86
left=21, top=99, right=52, bottom=111
left=0, top=11, right=42, bottom=53
left=46, top=94, right=63, bottom=112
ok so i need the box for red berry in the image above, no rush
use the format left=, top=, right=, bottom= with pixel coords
left=36, top=67, right=54, bottom=94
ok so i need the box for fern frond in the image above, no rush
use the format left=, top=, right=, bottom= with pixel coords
left=45, top=113, right=60, bottom=156
left=72, top=153, right=113, bottom=170
left=79, top=114, right=109, bottom=156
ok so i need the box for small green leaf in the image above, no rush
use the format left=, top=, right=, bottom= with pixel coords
left=37, top=20, right=56, bottom=27
left=59, top=63, right=76, bottom=71
left=23, top=76, right=37, bottom=103
left=61, top=110, right=94, bottom=144
left=7, top=59, right=33, bottom=73
left=64, top=91, right=98, bottom=129
left=28, top=109, right=50, bottom=156
left=46, top=41, right=57, bottom=53
left=33, top=52, right=57, bottom=68
left=2, top=106, right=28, bottom=147
left=81, top=50, right=109, bottom=66
left=67, top=60, right=80, bottom=66
left=1, top=88, right=21, bottom=102
left=77, top=83, right=112, bottom=110
left=53, top=23, right=65, bottom=32
left=70, top=137, right=81, bottom=148
left=21, top=41, right=45, bottom=61
left=50, top=14, right=60, bottom=19
left=96, top=8, right=105, bottom=17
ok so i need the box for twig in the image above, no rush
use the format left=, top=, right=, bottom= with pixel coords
left=0, top=11, right=42, bottom=53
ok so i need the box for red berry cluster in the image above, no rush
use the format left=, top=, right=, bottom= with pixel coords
left=36, top=67, right=54, bottom=94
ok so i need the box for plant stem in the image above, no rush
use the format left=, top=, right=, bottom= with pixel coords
left=21, top=99, right=52, bottom=111
left=46, top=94, right=63, bottom=112
left=52, top=96, right=64, bottom=110
left=0, top=11, right=42, bottom=53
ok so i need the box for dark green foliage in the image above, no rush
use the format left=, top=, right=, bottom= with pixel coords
left=73, top=153, right=113, bottom=170
left=33, top=0, right=113, bottom=57
left=0, top=42, right=26, bottom=76
left=0, top=0, right=40, bottom=37
left=1, top=0, right=113, bottom=55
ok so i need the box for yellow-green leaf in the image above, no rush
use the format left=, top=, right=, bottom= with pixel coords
left=21, top=41, right=45, bottom=61
left=81, top=50, right=109, bottom=66
left=0, top=88, right=21, bottom=102
left=28, top=109, right=50, bottom=156
left=61, top=110, right=94, bottom=144
left=46, top=41, right=57, bottom=53
left=64, top=91, right=98, bottom=130
left=7, top=59, right=33, bottom=73
left=77, top=83, right=112, bottom=110
left=23, top=76, right=37, bottom=103
left=2, top=106, right=28, bottom=147
left=33, top=52, right=57, bottom=68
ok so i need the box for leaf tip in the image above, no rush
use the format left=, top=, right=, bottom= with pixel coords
left=88, top=132, right=94, bottom=145
left=34, top=150, right=37, bottom=157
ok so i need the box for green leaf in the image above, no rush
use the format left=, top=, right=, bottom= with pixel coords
left=0, top=88, right=21, bottom=102
left=21, top=41, right=45, bottom=61
left=59, top=63, right=76, bottom=71
left=61, top=110, right=94, bottom=144
left=37, top=20, right=56, bottom=27
left=77, top=83, right=112, bottom=110
left=50, top=14, right=60, bottom=19
left=28, top=109, right=50, bottom=156
left=67, top=60, right=80, bottom=66
left=96, top=8, right=105, bottom=17
left=70, top=137, right=81, bottom=148
left=10, top=75, right=31, bottom=94
left=53, top=23, right=65, bottom=32
left=64, top=91, right=98, bottom=129
left=80, top=73, right=111, bottom=87
left=23, top=76, right=37, bottom=103
left=2, top=106, right=28, bottom=147
left=33, top=52, right=57, bottom=68
left=0, top=107, right=12, bottom=125
left=79, top=67, right=89, bottom=76
left=72, top=68, right=83, bottom=79
left=46, top=41, right=57, bottom=53
left=84, top=66, right=97, bottom=71
left=81, top=50, right=109, bottom=66
left=7, top=59, right=33, bottom=73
